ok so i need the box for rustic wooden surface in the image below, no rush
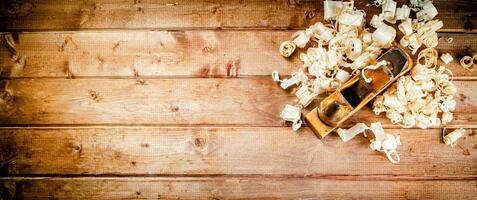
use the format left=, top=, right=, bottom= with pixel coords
left=0, top=32, right=475, bottom=78
left=1, top=0, right=476, bottom=199
left=0, top=0, right=476, bottom=32
left=0, top=128, right=476, bottom=176
left=0, top=79, right=476, bottom=128
left=1, top=178, right=476, bottom=199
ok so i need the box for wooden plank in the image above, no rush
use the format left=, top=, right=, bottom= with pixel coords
left=1, top=31, right=476, bottom=78
left=0, top=78, right=476, bottom=127
left=0, top=0, right=475, bottom=31
left=0, top=127, right=476, bottom=176
left=1, top=178, right=476, bottom=200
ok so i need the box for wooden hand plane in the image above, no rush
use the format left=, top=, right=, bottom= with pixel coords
left=305, top=48, right=413, bottom=139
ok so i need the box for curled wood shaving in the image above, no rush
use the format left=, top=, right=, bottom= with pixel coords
left=272, top=70, right=281, bottom=82
left=336, top=123, right=368, bottom=142
left=280, top=104, right=303, bottom=131
left=443, top=128, right=465, bottom=147
left=370, top=14, right=384, bottom=28
left=323, top=0, right=354, bottom=21
left=336, top=122, right=401, bottom=163
left=382, top=0, right=397, bottom=23
left=296, top=83, right=317, bottom=107
left=279, top=41, right=296, bottom=57
left=367, top=122, right=401, bottom=164
left=335, top=69, right=351, bottom=83
left=292, top=30, right=312, bottom=48
left=410, top=0, right=432, bottom=9
left=337, top=8, right=365, bottom=27
left=446, top=37, right=453, bottom=44
left=441, top=112, right=453, bottom=124
left=395, top=5, right=411, bottom=21
left=372, top=24, right=396, bottom=48
left=416, top=1, right=438, bottom=22
left=362, top=60, right=388, bottom=83
left=309, top=22, right=335, bottom=44
left=440, top=53, right=453, bottom=64
left=398, top=18, right=413, bottom=36
left=398, top=19, right=442, bottom=54
left=460, top=55, right=477, bottom=72
left=278, top=70, right=308, bottom=90
left=417, top=47, right=438, bottom=68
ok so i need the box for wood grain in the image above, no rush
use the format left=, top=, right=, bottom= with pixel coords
left=0, top=127, right=476, bottom=176
left=1, top=177, right=476, bottom=199
left=0, top=78, right=475, bottom=127
left=1, top=31, right=476, bottom=78
left=0, top=0, right=476, bottom=32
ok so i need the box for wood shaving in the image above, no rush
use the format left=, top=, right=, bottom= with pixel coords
left=440, top=53, right=453, bottom=64
left=398, top=18, right=413, bottom=36
left=367, top=122, right=401, bottom=164
left=398, top=19, right=442, bottom=54
left=337, top=122, right=401, bottom=163
left=279, top=40, right=296, bottom=57
left=372, top=24, right=396, bottom=47
left=292, top=30, right=312, bottom=48
left=416, top=1, right=438, bottom=22
left=460, top=55, right=477, bottom=72
left=309, top=22, right=335, bottom=44
left=323, top=0, right=354, bottom=21
left=272, top=70, right=281, bottom=82
left=370, top=14, right=384, bottom=28
left=362, top=60, right=388, bottom=83
left=335, top=69, right=351, bottom=83
left=296, top=83, right=316, bottom=107
left=395, top=5, right=411, bottom=20
left=382, top=0, right=397, bottom=23
left=417, top=47, right=438, bottom=67
left=446, top=37, right=453, bottom=43
left=441, top=112, right=453, bottom=124
left=278, top=70, right=308, bottom=90
left=443, top=128, right=465, bottom=147
left=336, top=123, right=368, bottom=142
left=280, top=104, right=303, bottom=131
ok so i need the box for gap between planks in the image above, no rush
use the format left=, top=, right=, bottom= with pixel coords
left=0, top=125, right=476, bottom=129
left=0, top=175, right=476, bottom=181
left=0, top=76, right=476, bottom=80
left=2, top=28, right=477, bottom=33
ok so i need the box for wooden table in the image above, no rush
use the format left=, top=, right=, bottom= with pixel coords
left=0, top=0, right=476, bottom=199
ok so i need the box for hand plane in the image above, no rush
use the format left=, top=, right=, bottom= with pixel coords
left=305, top=48, right=413, bottom=139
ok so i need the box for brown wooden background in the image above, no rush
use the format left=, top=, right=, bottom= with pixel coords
left=0, top=0, right=476, bottom=199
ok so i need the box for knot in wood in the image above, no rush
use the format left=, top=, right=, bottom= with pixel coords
left=1, top=90, right=13, bottom=102
left=305, top=10, right=316, bottom=19
left=193, top=137, right=206, bottom=148
left=73, top=144, right=82, bottom=151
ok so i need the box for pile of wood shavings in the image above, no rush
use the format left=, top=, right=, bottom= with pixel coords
left=273, top=0, right=462, bottom=163
left=372, top=0, right=458, bottom=129
left=274, top=0, right=397, bottom=130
